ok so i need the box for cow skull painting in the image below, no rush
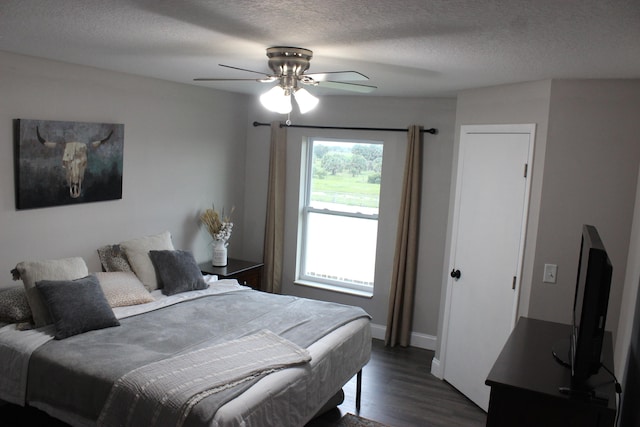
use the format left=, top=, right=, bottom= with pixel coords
left=36, top=126, right=114, bottom=198
left=15, top=119, right=124, bottom=210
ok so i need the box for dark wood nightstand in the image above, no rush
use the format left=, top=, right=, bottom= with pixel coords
left=199, top=258, right=264, bottom=290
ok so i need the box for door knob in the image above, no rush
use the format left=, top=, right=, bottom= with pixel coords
left=450, top=269, right=461, bottom=279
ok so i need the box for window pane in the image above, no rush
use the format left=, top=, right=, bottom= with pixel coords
left=303, top=211, right=377, bottom=286
left=310, top=140, right=382, bottom=215
left=299, top=138, right=383, bottom=292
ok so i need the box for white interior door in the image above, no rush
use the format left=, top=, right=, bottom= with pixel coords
left=442, top=125, right=534, bottom=411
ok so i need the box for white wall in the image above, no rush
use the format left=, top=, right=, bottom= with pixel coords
left=616, top=163, right=640, bottom=378
left=0, top=49, right=458, bottom=349
left=439, top=78, right=640, bottom=367
left=436, top=80, right=552, bottom=357
left=529, top=80, right=640, bottom=346
left=0, top=51, right=249, bottom=276
left=7, top=49, right=639, bottom=370
left=243, top=96, right=457, bottom=345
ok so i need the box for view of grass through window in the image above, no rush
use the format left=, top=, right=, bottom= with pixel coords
left=310, top=140, right=382, bottom=212
left=301, top=139, right=382, bottom=290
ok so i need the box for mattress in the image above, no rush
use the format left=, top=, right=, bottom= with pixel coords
left=211, top=317, right=371, bottom=426
left=0, top=279, right=371, bottom=427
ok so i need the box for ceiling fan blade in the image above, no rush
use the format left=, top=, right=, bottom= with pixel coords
left=218, top=63, right=271, bottom=76
left=317, top=80, right=377, bottom=93
left=304, top=71, right=369, bottom=82
left=195, top=63, right=278, bottom=82
left=194, top=77, right=274, bottom=82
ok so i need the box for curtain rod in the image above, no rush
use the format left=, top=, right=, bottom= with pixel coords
left=252, top=121, right=438, bottom=135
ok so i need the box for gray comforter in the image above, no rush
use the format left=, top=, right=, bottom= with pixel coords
left=26, top=288, right=370, bottom=426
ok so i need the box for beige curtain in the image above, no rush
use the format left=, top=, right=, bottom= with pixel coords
left=385, top=125, right=423, bottom=347
left=262, top=122, right=287, bottom=294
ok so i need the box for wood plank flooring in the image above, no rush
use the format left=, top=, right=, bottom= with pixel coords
left=1, top=338, right=486, bottom=427
left=308, top=339, right=487, bottom=427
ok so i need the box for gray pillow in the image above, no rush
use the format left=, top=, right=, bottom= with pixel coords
left=148, top=250, right=207, bottom=296
left=15, top=257, right=89, bottom=327
left=36, top=275, right=120, bottom=339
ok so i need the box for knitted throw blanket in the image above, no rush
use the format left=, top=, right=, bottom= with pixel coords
left=98, top=330, right=311, bottom=427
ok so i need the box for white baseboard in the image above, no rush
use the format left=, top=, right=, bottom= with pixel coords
left=430, top=357, right=443, bottom=379
left=369, top=322, right=437, bottom=351
left=369, top=322, right=386, bottom=341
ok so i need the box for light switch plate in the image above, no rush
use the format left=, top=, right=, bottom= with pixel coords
left=543, top=264, right=558, bottom=284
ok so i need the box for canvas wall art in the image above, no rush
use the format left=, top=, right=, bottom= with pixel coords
left=14, top=119, right=124, bottom=210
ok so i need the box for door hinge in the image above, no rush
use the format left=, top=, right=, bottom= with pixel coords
left=512, top=276, right=517, bottom=290
left=523, top=163, right=528, bottom=178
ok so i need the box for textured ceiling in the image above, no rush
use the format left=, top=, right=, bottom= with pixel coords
left=1, top=0, right=639, bottom=97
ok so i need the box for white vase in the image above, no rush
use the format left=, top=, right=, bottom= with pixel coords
left=211, top=240, right=228, bottom=267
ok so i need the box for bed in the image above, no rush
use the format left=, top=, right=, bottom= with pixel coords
left=0, top=234, right=372, bottom=427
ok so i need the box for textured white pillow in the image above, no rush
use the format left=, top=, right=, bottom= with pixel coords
left=94, top=271, right=154, bottom=307
left=15, top=257, right=89, bottom=327
left=120, top=231, right=174, bottom=291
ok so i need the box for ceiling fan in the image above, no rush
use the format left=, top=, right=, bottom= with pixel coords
left=194, top=46, right=377, bottom=114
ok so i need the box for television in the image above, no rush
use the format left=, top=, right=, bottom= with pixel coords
left=553, top=224, right=613, bottom=392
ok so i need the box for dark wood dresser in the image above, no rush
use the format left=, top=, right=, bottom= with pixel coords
left=485, top=317, right=616, bottom=427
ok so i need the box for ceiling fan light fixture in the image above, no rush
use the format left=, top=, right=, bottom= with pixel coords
left=293, top=87, right=319, bottom=114
left=260, top=85, right=292, bottom=114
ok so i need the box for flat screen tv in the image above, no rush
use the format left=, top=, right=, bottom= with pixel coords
left=553, top=224, right=613, bottom=391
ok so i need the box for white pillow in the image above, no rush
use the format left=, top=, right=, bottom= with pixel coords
left=94, top=272, right=154, bottom=307
left=15, top=257, right=89, bottom=327
left=120, top=231, right=174, bottom=291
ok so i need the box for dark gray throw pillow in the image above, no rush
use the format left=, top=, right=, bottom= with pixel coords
left=148, top=250, right=207, bottom=296
left=36, top=275, right=120, bottom=339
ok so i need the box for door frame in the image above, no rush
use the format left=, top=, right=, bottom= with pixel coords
left=437, top=123, right=536, bottom=381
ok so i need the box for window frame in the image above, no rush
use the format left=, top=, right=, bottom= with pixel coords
left=296, top=136, right=383, bottom=296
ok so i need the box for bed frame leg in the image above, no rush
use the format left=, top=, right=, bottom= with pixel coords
left=356, top=369, right=362, bottom=411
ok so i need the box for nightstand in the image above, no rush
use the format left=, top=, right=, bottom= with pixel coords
left=199, top=258, right=264, bottom=290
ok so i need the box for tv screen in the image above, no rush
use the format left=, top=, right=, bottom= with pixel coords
left=571, top=224, right=613, bottom=386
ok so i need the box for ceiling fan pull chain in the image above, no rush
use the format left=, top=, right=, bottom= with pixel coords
left=285, top=113, right=291, bottom=126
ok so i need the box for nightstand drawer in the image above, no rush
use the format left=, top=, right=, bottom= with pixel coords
left=232, top=267, right=262, bottom=289
left=199, top=258, right=264, bottom=290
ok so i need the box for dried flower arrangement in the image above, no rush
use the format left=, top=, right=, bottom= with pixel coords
left=200, top=205, right=234, bottom=242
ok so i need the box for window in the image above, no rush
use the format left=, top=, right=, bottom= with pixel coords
left=298, top=138, right=383, bottom=295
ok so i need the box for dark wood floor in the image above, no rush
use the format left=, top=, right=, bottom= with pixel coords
left=308, top=339, right=487, bottom=427
left=0, top=339, right=486, bottom=427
